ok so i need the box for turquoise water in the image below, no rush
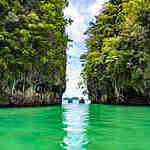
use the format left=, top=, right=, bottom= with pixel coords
left=0, top=104, right=150, bottom=150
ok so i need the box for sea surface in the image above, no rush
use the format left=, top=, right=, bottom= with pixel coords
left=0, top=104, right=149, bottom=150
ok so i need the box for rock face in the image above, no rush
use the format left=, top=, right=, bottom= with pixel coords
left=0, top=78, right=65, bottom=106
left=87, top=77, right=150, bottom=105
left=0, top=0, right=69, bottom=106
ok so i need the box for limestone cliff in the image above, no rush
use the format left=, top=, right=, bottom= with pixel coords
left=0, top=0, right=70, bottom=105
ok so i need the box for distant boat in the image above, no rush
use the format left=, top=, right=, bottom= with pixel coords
left=62, top=97, right=87, bottom=104
left=72, top=97, right=79, bottom=101
left=63, top=97, right=69, bottom=101
left=79, top=97, right=85, bottom=104
left=68, top=98, right=73, bottom=103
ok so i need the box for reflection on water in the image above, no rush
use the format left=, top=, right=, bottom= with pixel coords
left=87, top=105, right=150, bottom=150
left=0, top=106, right=66, bottom=150
left=0, top=105, right=150, bottom=150
left=62, top=104, right=89, bottom=150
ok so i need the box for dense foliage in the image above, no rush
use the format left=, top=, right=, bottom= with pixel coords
left=81, top=0, right=150, bottom=104
left=0, top=0, right=70, bottom=100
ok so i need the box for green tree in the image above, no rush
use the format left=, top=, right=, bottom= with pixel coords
left=81, top=0, right=150, bottom=104
left=0, top=0, right=70, bottom=100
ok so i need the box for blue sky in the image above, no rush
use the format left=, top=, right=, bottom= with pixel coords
left=63, top=0, right=106, bottom=98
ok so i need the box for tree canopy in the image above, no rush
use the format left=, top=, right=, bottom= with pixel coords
left=81, top=0, right=150, bottom=104
left=0, top=0, right=71, bottom=98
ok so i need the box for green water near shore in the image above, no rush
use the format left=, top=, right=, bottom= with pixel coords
left=0, top=104, right=150, bottom=150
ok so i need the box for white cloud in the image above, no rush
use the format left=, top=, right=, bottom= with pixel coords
left=63, top=0, right=107, bottom=98
left=88, top=0, right=107, bottom=17
left=64, top=6, right=87, bottom=42
left=64, top=0, right=107, bottom=43
left=66, top=47, right=76, bottom=56
left=63, top=66, right=83, bottom=98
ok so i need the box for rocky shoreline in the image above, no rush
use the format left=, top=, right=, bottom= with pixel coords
left=0, top=86, right=63, bottom=108
left=90, top=96, right=150, bottom=106
left=0, top=95, right=62, bottom=108
left=0, top=103, right=61, bottom=108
